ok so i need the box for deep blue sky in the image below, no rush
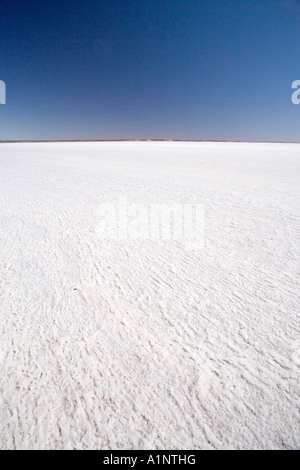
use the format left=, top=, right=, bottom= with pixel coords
left=0, top=0, right=299, bottom=141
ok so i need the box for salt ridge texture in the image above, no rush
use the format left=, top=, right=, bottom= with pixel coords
left=0, top=142, right=299, bottom=449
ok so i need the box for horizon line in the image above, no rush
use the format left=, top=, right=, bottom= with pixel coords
left=1, top=139, right=300, bottom=144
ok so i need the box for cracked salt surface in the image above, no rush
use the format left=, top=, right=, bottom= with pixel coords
left=0, top=141, right=299, bottom=449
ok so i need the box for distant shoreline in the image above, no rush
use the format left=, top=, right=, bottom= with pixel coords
left=1, top=139, right=300, bottom=144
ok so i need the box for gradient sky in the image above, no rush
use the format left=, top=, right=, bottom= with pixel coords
left=0, top=0, right=300, bottom=141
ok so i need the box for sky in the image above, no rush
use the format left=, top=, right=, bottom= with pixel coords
left=0, top=0, right=300, bottom=141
